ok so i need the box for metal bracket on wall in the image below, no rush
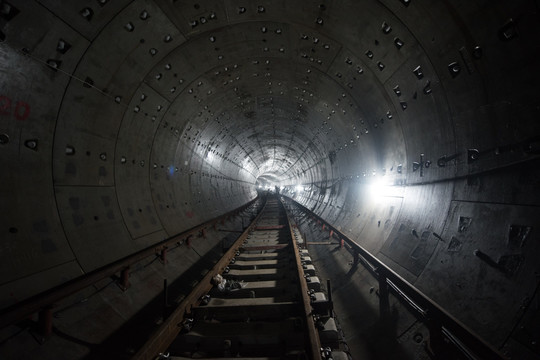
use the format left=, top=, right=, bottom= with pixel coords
left=413, top=153, right=431, bottom=176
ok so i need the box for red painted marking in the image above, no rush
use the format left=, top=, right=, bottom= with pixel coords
left=0, top=96, right=31, bottom=120
left=0, top=95, right=11, bottom=115
left=185, top=211, right=194, bottom=218
left=15, top=101, right=30, bottom=121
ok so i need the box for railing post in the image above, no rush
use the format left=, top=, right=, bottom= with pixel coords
left=378, top=270, right=389, bottom=320
left=38, top=305, right=53, bottom=338
left=426, top=313, right=447, bottom=358
left=327, top=279, right=333, bottom=314
left=120, top=266, right=130, bottom=291
left=160, top=247, right=168, bottom=264
left=163, top=279, right=169, bottom=320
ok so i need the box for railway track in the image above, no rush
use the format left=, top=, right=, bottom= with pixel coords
left=160, top=194, right=348, bottom=360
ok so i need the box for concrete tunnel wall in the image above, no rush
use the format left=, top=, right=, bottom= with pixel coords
left=1, top=0, right=539, bottom=357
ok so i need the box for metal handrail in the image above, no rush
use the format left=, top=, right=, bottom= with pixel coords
left=283, top=195, right=507, bottom=360
left=0, top=196, right=260, bottom=329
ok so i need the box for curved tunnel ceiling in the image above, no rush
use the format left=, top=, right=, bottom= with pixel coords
left=1, top=0, right=540, bottom=356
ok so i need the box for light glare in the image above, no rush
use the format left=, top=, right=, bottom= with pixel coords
left=368, top=178, right=402, bottom=202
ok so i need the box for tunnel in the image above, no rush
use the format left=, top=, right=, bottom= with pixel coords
left=1, top=0, right=540, bottom=359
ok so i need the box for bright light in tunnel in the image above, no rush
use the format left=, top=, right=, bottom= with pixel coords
left=367, top=177, right=403, bottom=203
left=295, top=185, right=303, bottom=193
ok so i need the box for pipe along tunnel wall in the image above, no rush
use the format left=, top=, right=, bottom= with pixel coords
left=0, top=0, right=539, bottom=359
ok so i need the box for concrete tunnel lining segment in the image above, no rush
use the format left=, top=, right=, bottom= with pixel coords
left=1, top=0, right=540, bottom=358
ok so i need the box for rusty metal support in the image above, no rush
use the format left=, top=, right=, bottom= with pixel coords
left=120, top=266, right=130, bottom=291
left=329, top=229, right=333, bottom=239
left=38, top=306, right=53, bottom=338
left=340, top=238, right=344, bottom=248
left=160, top=247, right=168, bottom=264
left=201, top=228, right=207, bottom=238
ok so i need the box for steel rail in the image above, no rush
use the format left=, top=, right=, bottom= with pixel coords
left=282, top=198, right=323, bottom=360
left=283, top=195, right=507, bottom=360
left=0, top=196, right=259, bottom=329
left=133, top=196, right=269, bottom=360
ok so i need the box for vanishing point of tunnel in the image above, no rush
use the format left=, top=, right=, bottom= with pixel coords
left=1, top=0, right=540, bottom=359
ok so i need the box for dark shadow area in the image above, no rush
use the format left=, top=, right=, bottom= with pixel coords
left=82, top=233, right=240, bottom=360
left=53, top=327, right=97, bottom=348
